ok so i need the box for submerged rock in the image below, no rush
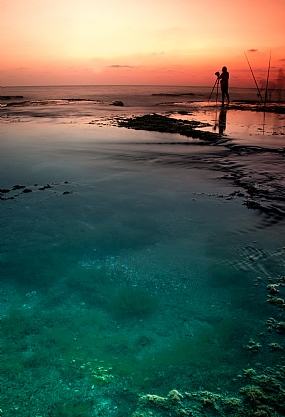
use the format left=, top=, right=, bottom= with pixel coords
left=12, top=184, right=26, bottom=190
left=132, top=369, right=285, bottom=416
left=133, top=390, right=185, bottom=416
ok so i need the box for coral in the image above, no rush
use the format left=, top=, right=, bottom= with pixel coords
left=168, top=390, right=183, bottom=402
left=239, top=385, right=267, bottom=404
left=71, top=358, right=114, bottom=384
left=132, top=366, right=285, bottom=417
left=276, top=321, right=285, bottom=333
left=267, top=297, right=285, bottom=307
left=266, top=318, right=285, bottom=333
left=254, top=374, right=283, bottom=396
left=252, top=406, right=277, bottom=416
left=267, top=284, right=280, bottom=295
left=139, top=394, right=166, bottom=406
left=247, top=340, right=262, bottom=352
left=243, top=368, right=257, bottom=377
left=268, top=343, right=283, bottom=351
left=239, top=372, right=285, bottom=415
left=134, top=390, right=184, bottom=416
left=222, top=396, right=243, bottom=411
left=200, top=391, right=221, bottom=410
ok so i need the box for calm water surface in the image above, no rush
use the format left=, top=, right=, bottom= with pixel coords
left=1, top=100, right=285, bottom=416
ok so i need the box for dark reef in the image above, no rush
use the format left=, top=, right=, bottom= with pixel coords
left=118, top=113, right=224, bottom=143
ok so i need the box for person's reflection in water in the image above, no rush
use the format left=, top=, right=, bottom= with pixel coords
left=213, top=106, right=228, bottom=135
left=218, top=106, right=227, bottom=134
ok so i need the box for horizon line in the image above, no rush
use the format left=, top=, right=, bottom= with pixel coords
left=1, top=84, right=257, bottom=89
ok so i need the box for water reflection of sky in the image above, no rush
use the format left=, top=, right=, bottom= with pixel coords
left=173, top=106, right=285, bottom=148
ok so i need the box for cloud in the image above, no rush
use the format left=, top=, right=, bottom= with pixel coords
left=150, top=52, right=165, bottom=56
left=278, top=58, right=285, bottom=62
left=108, top=65, right=134, bottom=68
left=247, top=49, right=258, bottom=53
left=15, top=67, right=29, bottom=71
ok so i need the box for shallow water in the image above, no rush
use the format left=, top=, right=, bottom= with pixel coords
left=1, top=111, right=285, bottom=416
left=172, top=104, right=285, bottom=148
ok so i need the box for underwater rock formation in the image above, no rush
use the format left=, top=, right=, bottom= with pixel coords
left=132, top=367, right=285, bottom=416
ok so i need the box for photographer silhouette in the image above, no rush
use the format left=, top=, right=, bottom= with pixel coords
left=218, top=67, right=230, bottom=105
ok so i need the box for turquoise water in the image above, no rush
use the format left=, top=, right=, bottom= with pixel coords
left=1, top=104, right=285, bottom=416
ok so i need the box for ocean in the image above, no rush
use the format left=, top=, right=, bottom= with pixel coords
left=1, top=85, right=285, bottom=416
left=1, top=84, right=269, bottom=105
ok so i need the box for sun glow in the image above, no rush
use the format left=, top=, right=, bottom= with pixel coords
left=2, top=0, right=284, bottom=86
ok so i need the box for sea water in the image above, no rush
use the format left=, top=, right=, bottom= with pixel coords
left=1, top=86, right=285, bottom=416
left=1, top=84, right=273, bottom=105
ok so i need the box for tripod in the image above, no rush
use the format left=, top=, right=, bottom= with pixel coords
left=208, top=77, right=219, bottom=104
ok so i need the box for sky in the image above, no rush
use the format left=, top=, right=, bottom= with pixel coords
left=1, top=0, right=285, bottom=86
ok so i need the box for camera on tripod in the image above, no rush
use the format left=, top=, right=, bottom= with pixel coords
left=208, top=72, right=221, bottom=102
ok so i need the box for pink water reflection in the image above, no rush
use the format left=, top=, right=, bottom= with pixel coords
left=172, top=105, right=285, bottom=148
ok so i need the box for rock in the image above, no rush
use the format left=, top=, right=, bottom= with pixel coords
left=110, top=100, right=124, bottom=106
left=12, top=185, right=26, bottom=190
left=0, top=95, right=24, bottom=100
left=38, top=184, right=52, bottom=190
left=133, top=390, right=184, bottom=416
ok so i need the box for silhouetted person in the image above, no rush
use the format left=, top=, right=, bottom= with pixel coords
left=218, top=66, right=230, bottom=105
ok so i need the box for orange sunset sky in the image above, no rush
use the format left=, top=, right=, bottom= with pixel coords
left=1, top=0, right=285, bottom=87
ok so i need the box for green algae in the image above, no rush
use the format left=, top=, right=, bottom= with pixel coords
left=109, top=286, right=158, bottom=320
left=2, top=247, right=78, bottom=289
left=64, top=265, right=115, bottom=307
left=50, top=400, right=95, bottom=417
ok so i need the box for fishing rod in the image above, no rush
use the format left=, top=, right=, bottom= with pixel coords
left=244, top=51, right=263, bottom=103
left=264, top=50, right=271, bottom=107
